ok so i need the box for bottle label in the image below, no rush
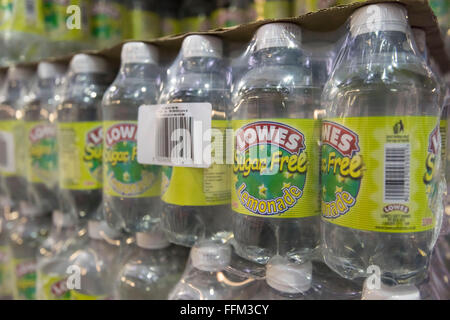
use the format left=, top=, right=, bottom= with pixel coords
left=91, top=0, right=128, bottom=43
left=25, top=121, right=58, bottom=186
left=58, top=122, right=103, bottom=190
left=231, top=119, right=320, bottom=218
left=321, top=116, right=439, bottom=233
left=161, top=17, right=181, bottom=36
left=0, top=245, right=13, bottom=297
left=70, top=290, right=109, bottom=300
left=130, top=8, right=160, bottom=40
left=0, top=0, right=14, bottom=32
left=41, top=273, right=71, bottom=300
left=0, top=120, right=17, bottom=176
left=103, top=121, right=161, bottom=198
left=43, top=0, right=87, bottom=42
left=161, top=120, right=230, bottom=206
left=7, top=0, right=45, bottom=35
left=13, top=258, right=37, bottom=300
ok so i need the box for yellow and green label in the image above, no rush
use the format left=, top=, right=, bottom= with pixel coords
left=13, top=258, right=37, bottom=300
left=231, top=119, right=320, bottom=218
left=321, top=116, right=439, bottom=233
left=0, top=245, right=13, bottom=298
left=103, top=121, right=161, bottom=198
left=70, top=290, right=108, bottom=300
left=43, top=0, right=88, bottom=42
left=58, top=121, right=103, bottom=190
left=161, top=120, right=230, bottom=206
left=161, top=17, right=181, bottom=36
left=259, top=0, right=292, bottom=19
left=91, top=0, right=129, bottom=44
left=6, top=0, right=46, bottom=35
left=130, top=8, right=160, bottom=40
left=41, top=273, right=71, bottom=300
left=25, top=121, right=58, bottom=186
left=181, top=15, right=210, bottom=33
left=0, top=0, right=14, bottom=32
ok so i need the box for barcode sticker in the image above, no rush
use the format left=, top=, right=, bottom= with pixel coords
left=384, top=143, right=410, bottom=202
left=0, top=130, right=15, bottom=173
left=137, top=103, right=212, bottom=168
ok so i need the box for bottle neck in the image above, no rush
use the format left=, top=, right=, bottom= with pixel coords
left=252, top=47, right=303, bottom=67
left=118, top=63, right=160, bottom=82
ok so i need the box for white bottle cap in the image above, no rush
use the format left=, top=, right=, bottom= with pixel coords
left=362, top=279, right=421, bottom=300
left=255, top=23, right=302, bottom=51
left=7, top=66, right=34, bottom=81
left=266, top=256, right=312, bottom=294
left=136, top=230, right=170, bottom=250
left=412, top=28, right=427, bottom=58
left=350, top=3, right=408, bottom=37
left=70, top=54, right=110, bottom=74
left=181, top=35, right=223, bottom=59
left=88, top=220, right=120, bottom=240
left=121, top=42, right=159, bottom=64
left=37, top=62, right=66, bottom=79
left=191, top=241, right=231, bottom=272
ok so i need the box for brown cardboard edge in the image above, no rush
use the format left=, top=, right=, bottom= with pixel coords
left=4, top=0, right=450, bottom=74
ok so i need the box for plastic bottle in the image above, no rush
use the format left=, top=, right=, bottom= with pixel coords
left=102, top=42, right=162, bottom=233
left=90, top=0, right=129, bottom=50
left=180, top=0, right=212, bottom=33
left=57, top=54, right=113, bottom=222
left=9, top=209, right=52, bottom=300
left=231, top=23, right=320, bottom=265
left=62, top=219, right=122, bottom=299
left=320, top=3, right=441, bottom=284
left=36, top=210, right=78, bottom=300
left=168, top=241, right=259, bottom=300
left=2, top=0, right=48, bottom=63
left=23, top=62, right=66, bottom=215
left=160, top=0, right=181, bottom=37
left=115, top=230, right=189, bottom=299
left=0, top=66, right=35, bottom=209
left=160, top=35, right=231, bottom=247
left=129, top=0, right=160, bottom=40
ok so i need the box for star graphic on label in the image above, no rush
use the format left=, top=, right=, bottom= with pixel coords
left=335, top=186, right=343, bottom=193
left=283, top=171, right=293, bottom=179
left=258, top=184, right=267, bottom=197
left=282, top=182, right=291, bottom=189
left=123, top=171, right=130, bottom=182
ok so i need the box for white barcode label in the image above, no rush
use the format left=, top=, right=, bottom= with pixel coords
left=0, top=131, right=15, bottom=173
left=384, top=143, right=410, bottom=202
left=137, top=103, right=212, bottom=168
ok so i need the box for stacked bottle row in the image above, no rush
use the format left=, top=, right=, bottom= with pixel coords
left=0, top=2, right=449, bottom=300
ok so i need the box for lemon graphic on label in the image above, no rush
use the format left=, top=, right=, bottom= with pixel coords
left=258, top=184, right=267, bottom=198
left=123, top=171, right=130, bottom=182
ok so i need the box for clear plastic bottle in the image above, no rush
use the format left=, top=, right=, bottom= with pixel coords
left=102, top=42, right=162, bottom=233
left=67, top=219, right=122, bottom=300
left=2, top=0, right=48, bottom=63
left=231, top=23, right=320, bottom=265
left=254, top=257, right=317, bottom=300
left=168, top=241, right=259, bottom=300
left=23, top=62, right=66, bottom=215
left=115, top=230, right=189, bottom=299
left=321, top=3, right=441, bottom=284
left=57, top=54, right=113, bottom=222
left=9, top=210, right=52, bottom=300
left=0, top=66, right=36, bottom=209
left=160, top=35, right=232, bottom=247
left=36, top=210, right=79, bottom=300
